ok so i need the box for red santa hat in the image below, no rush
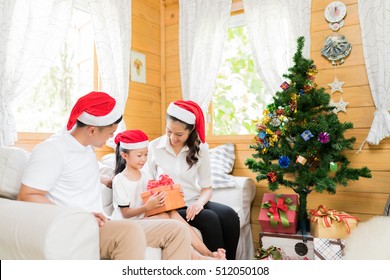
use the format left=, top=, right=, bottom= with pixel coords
left=114, top=130, right=149, bottom=150
left=167, top=100, right=205, bottom=143
left=66, top=91, right=122, bottom=130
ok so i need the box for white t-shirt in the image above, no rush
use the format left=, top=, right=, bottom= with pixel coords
left=111, top=170, right=149, bottom=220
left=145, top=135, right=212, bottom=205
left=21, top=129, right=103, bottom=213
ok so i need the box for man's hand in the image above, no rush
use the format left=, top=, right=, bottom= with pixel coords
left=92, top=212, right=108, bottom=227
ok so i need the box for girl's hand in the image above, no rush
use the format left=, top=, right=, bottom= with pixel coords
left=92, top=212, right=108, bottom=227
left=186, top=202, right=203, bottom=221
left=146, top=191, right=166, bottom=210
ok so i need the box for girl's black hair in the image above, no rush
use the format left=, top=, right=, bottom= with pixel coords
left=114, top=145, right=129, bottom=175
left=167, top=114, right=200, bottom=169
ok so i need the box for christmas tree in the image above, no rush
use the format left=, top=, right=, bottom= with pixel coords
left=245, top=36, right=371, bottom=234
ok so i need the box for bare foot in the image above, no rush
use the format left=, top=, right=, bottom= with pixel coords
left=212, top=248, right=226, bottom=260
left=192, top=249, right=225, bottom=260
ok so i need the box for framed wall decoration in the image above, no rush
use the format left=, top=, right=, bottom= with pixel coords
left=130, top=50, right=146, bottom=84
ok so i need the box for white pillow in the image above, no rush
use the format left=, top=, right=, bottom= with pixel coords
left=209, top=143, right=236, bottom=188
left=0, top=147, right=31, bottom=199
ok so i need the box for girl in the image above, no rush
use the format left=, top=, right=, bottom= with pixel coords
left=111, top=129, right=225, bottom=260
left=145, top=100, right=240, bottom=260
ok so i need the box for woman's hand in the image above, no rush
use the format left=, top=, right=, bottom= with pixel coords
left=146, top=191, right=166, bottom=211
left=186, top=202, right=203, bottom=221
left=185, top=187, right=212, bottom=221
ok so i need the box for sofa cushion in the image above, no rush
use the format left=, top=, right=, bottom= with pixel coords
left=0, top=147, right=30, bottom=199
left=209, top=143, right=236, bottom=188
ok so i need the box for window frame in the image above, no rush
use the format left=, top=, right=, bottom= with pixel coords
left=14, top=4, right=99, bottom=144
left=207, top=11, right=260, bottom=139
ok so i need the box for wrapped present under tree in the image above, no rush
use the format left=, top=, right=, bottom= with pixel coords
left=309, top=205, right=358, bottom=239
left=259, top=193, right=298, bottom=234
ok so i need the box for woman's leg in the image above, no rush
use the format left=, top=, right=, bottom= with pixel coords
left=204, top=201, right=240, bottom=260
left=167, top=210, right=225, bottom=259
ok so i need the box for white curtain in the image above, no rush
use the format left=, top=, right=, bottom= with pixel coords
left=0, top=0, right=73, bottom=146
left=179, top=0, right=231, bottom=112
left=87, top=0, right=131, bottom=109
left=242, top=0, right=311, bottom=95
left=358, top=0, right=390, bottom=147
left=87, top=0, right=131, bottom=148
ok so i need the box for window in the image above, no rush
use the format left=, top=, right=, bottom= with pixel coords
left=12, top=7, right=95, bottom=133
left=210, top=14, right=273, bottom=136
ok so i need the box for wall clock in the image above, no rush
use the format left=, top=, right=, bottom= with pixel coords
left=324, top=1, right=347, bottom=31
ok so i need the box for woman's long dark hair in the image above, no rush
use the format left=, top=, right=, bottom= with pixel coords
left=114, top=145, right=129, bottom=175
left=167, top=115, right=200, bottom=168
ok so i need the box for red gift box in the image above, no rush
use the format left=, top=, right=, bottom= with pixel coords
left=141, top=175, right=185, bottom=217
left=258, top=193, right=298, bottom=234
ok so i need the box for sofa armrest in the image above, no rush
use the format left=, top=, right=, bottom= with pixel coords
left=210, top=176, right=256, bottom=260
left=0, top=198, right=100, bottom=260
left=211, top=176, right=256, bottom=228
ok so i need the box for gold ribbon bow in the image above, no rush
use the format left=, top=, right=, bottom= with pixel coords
left=309, top=205, right=359, bottom=234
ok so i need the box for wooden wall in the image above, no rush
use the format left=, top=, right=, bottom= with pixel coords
left=12, top=0, right=390, bottom=255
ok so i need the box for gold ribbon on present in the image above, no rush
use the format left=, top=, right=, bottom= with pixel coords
left=261, top=194, right=297, bottom=228
left=309, top=205, right=359, bottom=234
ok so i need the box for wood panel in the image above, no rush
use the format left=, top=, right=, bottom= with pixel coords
left=127, top=0, right=162, bottom=144
left=315, top=65, right=368, bottom=88
left=132, top=0, right=160, bottom=25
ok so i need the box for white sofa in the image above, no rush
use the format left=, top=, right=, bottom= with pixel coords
left=0, top=146, right=256, bottom=260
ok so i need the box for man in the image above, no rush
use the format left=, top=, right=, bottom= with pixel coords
left=17, top=91, right=191, bottom=260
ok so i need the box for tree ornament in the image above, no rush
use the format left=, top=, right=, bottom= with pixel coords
left=280, top=81, right=290, bottom=91
left=329, top=162, right=338, bottom=172
left=318, top=132, right=330, bottom=143
left=296, top=155, right=307, bottom=165
left=270, top=117, right=281, bottom=127
left=301, top=130, right=314, bottom=141
left=278, top=156, right=291, bottom=168
left=267, top=171, right=277, bottom=183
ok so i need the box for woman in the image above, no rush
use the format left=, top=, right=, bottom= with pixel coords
left=145, top=100, right=240, bottom=260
